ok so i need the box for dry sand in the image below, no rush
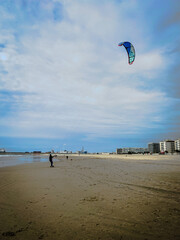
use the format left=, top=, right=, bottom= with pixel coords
left=0, top=154, right=180, bottom=240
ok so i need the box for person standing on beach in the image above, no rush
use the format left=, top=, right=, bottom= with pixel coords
left=49, top=153, right=55, bottom=167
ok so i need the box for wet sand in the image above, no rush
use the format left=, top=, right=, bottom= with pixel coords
left=0, top=154, right=180, bottom=240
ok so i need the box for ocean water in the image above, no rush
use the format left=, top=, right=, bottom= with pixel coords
left=0, top=155, right=49, bottom=167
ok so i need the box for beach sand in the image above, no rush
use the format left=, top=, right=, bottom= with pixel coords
left=0, top=154, right=180, bottom=240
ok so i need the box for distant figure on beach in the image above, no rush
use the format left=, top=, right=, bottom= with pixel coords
left=49, top=153, right=55, bottom=167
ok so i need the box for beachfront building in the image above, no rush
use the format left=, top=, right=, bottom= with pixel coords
left=33, top=151, right=42, bottom=154
left=121, top=148, right=148, bottom=154
left=148, top=143, right=160, bottom=153
left=175, top=139, right=180, bottom=151
left=60, top=150, right=72, bottom=154
left=116, top=148, right=122, bottom=154
left=159, top=140, right=175, bottom=153
left=0, top=148, right=6, bottom=153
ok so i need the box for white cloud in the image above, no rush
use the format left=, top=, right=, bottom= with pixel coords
left=0, top=0, right=168, bottom=138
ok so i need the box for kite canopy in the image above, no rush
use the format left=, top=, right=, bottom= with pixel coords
left=118, top=41, right=135, bottom=65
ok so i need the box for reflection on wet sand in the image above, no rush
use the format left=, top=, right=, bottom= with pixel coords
left=0, top=155, right=49, bottom=167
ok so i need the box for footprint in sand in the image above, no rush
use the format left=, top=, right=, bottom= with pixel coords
left=2, top=231, right=16, bottom=236
left=38, top=234, right=45, bottom=239
left=81, top=196, right=99, bottom=202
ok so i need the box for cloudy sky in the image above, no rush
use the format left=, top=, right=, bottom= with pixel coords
left=0, top=0, right=179, bottom=152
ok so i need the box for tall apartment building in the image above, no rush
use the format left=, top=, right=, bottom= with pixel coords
left=175, top=139, right=180, bottom=151
left=159, top=140, right=175, bottom=153
left=148, top=143, right=160, bottom=153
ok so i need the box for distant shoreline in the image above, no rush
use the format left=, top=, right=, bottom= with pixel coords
left=1, top=152, right=179, bottom=155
